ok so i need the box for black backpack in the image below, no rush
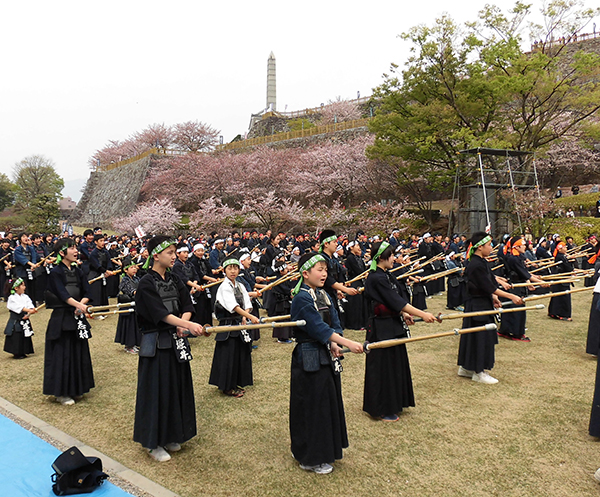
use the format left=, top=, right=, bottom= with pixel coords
left=51, top=446, right=108, bottom=495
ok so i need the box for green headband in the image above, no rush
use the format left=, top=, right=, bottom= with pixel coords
left=56, top=241, right=76, bottom=265
left=370, top=241, right=391, bottom=271
left=222, top=258, right=240, bottom=269
left=123, top=260, right=138, bottom=271
left=142, top=240, right=176, bottom=269
left=318, top=235, right=337, bottom=253
left=468, top=235, right=492, bottom=259
left=10, top=278, right=24, bottom=295
left=292, top=254, right=326, bottom=296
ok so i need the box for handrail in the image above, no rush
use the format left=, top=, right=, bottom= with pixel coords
left=531, top=31, right=600, bottom=51
left=274, top=96, right=373, bottom=118
left=96, top=147, right=188, bottom=171
left=215, top=118, right=371, bottom=152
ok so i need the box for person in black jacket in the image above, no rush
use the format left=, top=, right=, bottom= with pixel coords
left=289, top=252, right=364, bottom=474
left=114, top=257, right=140, bottom=353
left=457, top=233, right=524, bottom=385
left=363, top=241, right=437, bottom=421
left=547, top=242, right=574, bottom=320
left=498, top=237, right=545, bottom=342
left=43, top=238, right=94, bottom=406
left=88, top=234, right=115, bottom=308
left=342, top=240, right=367, bottom=330
left=133, top=236, right=207, bottom=462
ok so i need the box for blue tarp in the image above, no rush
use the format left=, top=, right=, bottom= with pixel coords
left=0, top=414, right=133, bottom=497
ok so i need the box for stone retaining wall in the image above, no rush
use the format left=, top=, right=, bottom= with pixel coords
left=71, top=155, right=152, bottom=226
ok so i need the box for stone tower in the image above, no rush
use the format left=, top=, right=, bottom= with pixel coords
left=266, top=52, right=276, bottom=111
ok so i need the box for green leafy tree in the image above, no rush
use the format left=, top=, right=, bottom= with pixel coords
left=12, top=155, right=64, bottom=231
left=0, top=173, right=16, bottom=212
left=368, top=1, right=600, bottom=219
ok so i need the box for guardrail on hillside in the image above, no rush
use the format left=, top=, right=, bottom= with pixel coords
left=215, top=118, right=371, bottom=152
left=274, top=96, right=373, bottom=118
left=97, top=148, right=187, bottom=171
left=531, top=31, right=600, bottom=51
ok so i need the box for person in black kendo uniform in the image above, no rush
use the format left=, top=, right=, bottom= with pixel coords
left=363, top=241, right=438, bottom=421
left=133, top=236, right=207, bottom=462
left=43, top=238, right=95, bottom=406
left=318, top=230, right=359, bottom=330
left=88, top=234, right=115, bottom=309
left=457, top=233, right=524, bottom=385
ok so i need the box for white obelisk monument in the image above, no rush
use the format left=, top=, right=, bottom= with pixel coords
left=267, top=52, right=276, bottom=111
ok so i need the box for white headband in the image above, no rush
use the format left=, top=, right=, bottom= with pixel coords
left=193, top=244, right=204, bottom=252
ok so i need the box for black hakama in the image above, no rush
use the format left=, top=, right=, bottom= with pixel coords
left=446, top=274, right=466, bottom=309
left=411, top=283, right=427, bottom=310
left=114, top=312, right=140, bottom=348
left=363, top=344, right=414, bottom=416
left=499, top=254, right=530, bottom=338
left=43, top=317, right=95, bottom=398
left=3, top=312, right=34, bottom=357
left=343, top=253, right=368, bottom=330
left=43, top=265, right=95, bottom=398
left=548, top=254, right=573, bottom=319
left=88, top=279, right=108, bottom=307
left=586, top=293, right=600, bottom=355
left=193, top=292, right=212, bottom=326
left=457, top=254, right=500, bottom=373
left=133, top=347, right=197, bottom=449
left=290, top=346, right=347, bottom=466
left=106, top=274, right=120, bottom=299
left=272, top=280, right=293, bottom=340
left=133, top=269, right=197, bottom=449
left=548, top=287, right=572, bottom=319
left=589, top=355, right=600, bottom=437
left=363, top=268, right=414, bottom=416
left=33, top=268, right=48, bottom=304
left=290, top=284, right=348, bottom=466
left=342, top=281, right=367, bottom=330
left=457, top=297, right=497, bottom=373
left=208, top=328, right=253, bottom=391
left=498, top=287, right=527, bottom=338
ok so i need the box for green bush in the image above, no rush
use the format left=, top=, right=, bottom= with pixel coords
left=555, top=191, right=600, bottom=212
left=548, top=217, right=600, bottom=245
left=287, top=119, right=315, bottom=132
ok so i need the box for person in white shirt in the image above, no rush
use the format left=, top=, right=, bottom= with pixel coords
left=3, top=278, right=37, bottom=359
left=208, top=257, right=260, bottom=398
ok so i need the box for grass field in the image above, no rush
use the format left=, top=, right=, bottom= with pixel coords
left=0, top=287, right=599, bottom=497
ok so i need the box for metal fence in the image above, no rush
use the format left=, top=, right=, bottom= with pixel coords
left=215, top=118, right=371, bottom=152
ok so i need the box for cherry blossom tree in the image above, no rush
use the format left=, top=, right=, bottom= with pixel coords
left=535, top=137, right=600, bottom=190
left=498, top=188, right=556, bottom=237
left=112, top=198, right=181, bottom=234
left=133, top=123, right=173, bottom=151
left=302, top=200, right=357, bottom=235
left=293, top=135, right=399, bottom=206
left=188, top=196, right=239, bottom=234
left=358, top=203, right=423, bottom=237
left=243, top=191, right=304, bottom=233
left=318, top=97, right=362, bottom=125
left=172, top=120, right=220, bottom=152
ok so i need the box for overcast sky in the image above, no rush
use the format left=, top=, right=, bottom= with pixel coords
left=1, top=1, right=597, bottom=201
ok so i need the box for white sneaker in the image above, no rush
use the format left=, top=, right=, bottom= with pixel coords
left=594, top=468, right=600, bottom=483
left=147, top=447, right=171, bottom=462
left=164, top=442, right=181, bottom=452
left=458, top=366, right=474, bottom=378
left=299, top=462, right=333, bottom=474
left=56, top=396, right=75, bottom=406
left=472, top=372, right=499, bottom=384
